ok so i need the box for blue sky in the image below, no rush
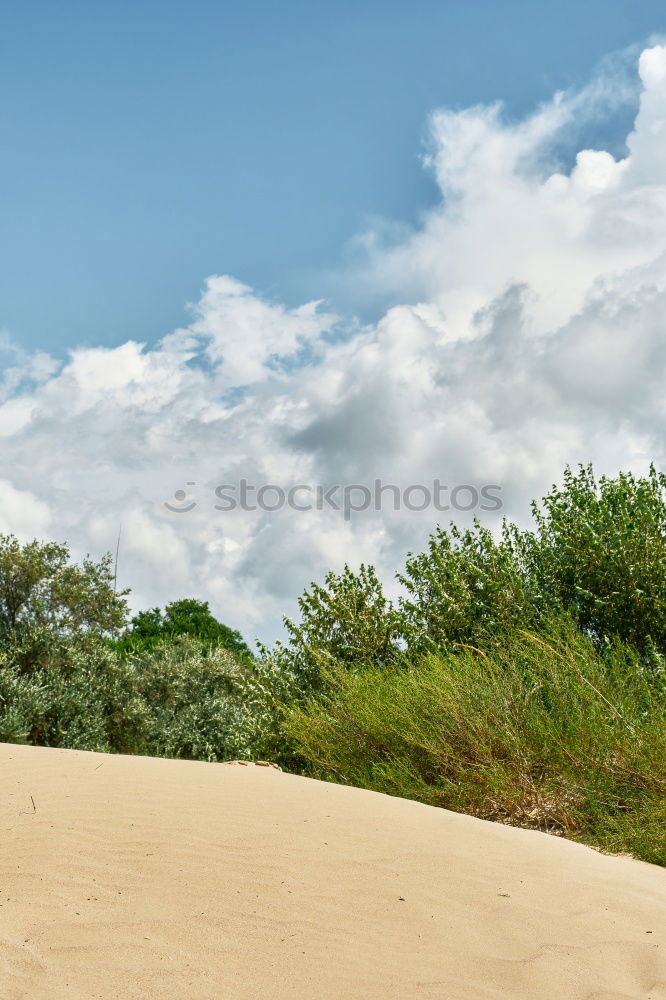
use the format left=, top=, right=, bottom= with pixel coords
left=2, top=0, right=664, bottom=354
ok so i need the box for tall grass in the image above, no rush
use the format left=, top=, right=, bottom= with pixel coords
left=285, top=619, right=666, bottom=865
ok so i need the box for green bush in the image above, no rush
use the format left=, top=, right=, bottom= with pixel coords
left=278, top=465, right=666, bottom=668
left=271, top=563, right=404, bottom=690
left=118, top=636, right=283, bottom=762
left=398, top=521, right=534, bottom=655
left=513, top=464, right=666, bottom=654
left=285, top=618, right=666, bottom=865
left=0, top=633, right=289, bottom=764
left=0, top=536, right=277, bottom=761
left=0, top=635, right=125, bottom=750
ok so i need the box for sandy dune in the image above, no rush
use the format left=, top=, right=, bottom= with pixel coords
left=1, top=744, right=664, bottom=999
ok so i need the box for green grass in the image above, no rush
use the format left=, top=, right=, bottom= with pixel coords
left=285, top=620, right=666, bottom=865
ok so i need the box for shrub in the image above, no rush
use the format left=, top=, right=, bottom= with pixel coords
left=513, top=464, right=666, bottom=654
left=0, top=633, right=290, bottom=764
left=277, top=465, right=666, bottom=669
left=0, top=635, right=126, bottom=750
left=119, top=636, right=272, bottom=761
left=285, top=618, right=666, bottom=865
left=398, top=521, right=533, bottom=655
left=271, top=563, right=404, bottom=691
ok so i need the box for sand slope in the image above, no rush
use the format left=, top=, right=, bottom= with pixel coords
left=0, top=744, right=664, bottom=999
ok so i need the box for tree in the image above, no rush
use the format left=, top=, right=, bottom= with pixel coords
left=513, top=464, right=666, bottom=655
left=115, top=598, right=252, bottom=660
left=398, top=521, right=534, bottom=655
left=274, top=464, right=666, bottom=668
left=270, top=564, right=404, bottom=691
left=0, top=535, right=129, bottom=672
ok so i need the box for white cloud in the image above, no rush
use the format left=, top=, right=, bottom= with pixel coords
left=189, top=275, right=337, bottom=388
left=0, top=46, right=665, bottom=644
left=0, top=480, right=51, bottom=541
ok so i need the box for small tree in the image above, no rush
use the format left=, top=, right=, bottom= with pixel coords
left=115, top=598, right=252, bottom=660
left=398, top=521, right=534, bottom=655
left=274, top=465, right=666, bottom=667
left=271, top=564, right=403, bottom=691
left=513, top=464, right=666, bottom=654
left=0, top=535, right=128, bottom=672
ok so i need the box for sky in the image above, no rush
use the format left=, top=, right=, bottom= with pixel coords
left=2, top=0, right=665, bottom=350
left=1, top=3, right=666, bottom=645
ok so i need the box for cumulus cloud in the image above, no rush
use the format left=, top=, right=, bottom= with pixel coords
left=0, top=480, right=51, bottom=540
left=1, top=46, right=665, bottom=644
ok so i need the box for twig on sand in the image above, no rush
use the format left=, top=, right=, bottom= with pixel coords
left=223, top=759, right=283, bottom=771
left=19, top=796, right=37, bottom=816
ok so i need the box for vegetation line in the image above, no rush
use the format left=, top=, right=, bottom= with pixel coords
left=1, top=463, right=664, bottom=865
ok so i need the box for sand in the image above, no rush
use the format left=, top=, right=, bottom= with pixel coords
left=0, top=743, right=664, bottom=999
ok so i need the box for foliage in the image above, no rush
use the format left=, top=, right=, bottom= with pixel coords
left=398, top=521, right=534, bottom=655
left=0, top=535, right=128, bottom=672
left=272, top=564, right=404, bottom=690
left=285, top=618, right=666, bottom=865
left=114, top=598, right=252, bottom=660
left=0, top=541, right=272, bottom=763
left=0, top=633, right=287, bottom=763
left=513, top=464, right=666, bottom=654
left=1, top=464, right=665, bottom=865
left=118, top=636, right=287, bottom=761
left=0, top=634, right=126, bottom=750
left=278, top=465, right=666, bottom=667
